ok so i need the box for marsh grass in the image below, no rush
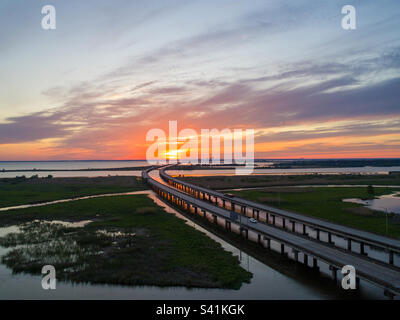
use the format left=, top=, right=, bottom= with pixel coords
left=232, top=187, right=400, bottom=238
left=0, top=176, right=147, bottom=208
left=0, top=195, right=252, bottom=289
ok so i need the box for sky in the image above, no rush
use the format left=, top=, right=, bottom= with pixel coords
left=0, top=0, right=399, bottom=160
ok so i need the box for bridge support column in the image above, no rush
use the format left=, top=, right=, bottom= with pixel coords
left=389, top=251, right=394, bottom=265
left=328, top=233, right=332, bottom=244
left=303, top=224, right=307, bottom=236
left=202, top=209, right=206, bottom=218
left=316, top=229, right=320, bottom=240
left=257, top=210, right=260, bottom=220
left=347, top=238, right=352, bottom=251
left=225, top=220, right=231, bottom=231
left=258, top=234, right=261, bottom=244
left=291, top=221, right=295, bottom=232
left=360, top=242, right=365, bottom=255
left=329, top=266, right=338, bottom=282
left=303, top=253, right=308, bottom=265
left=272, top=215, right=276, bottom=226
left=292, top=249, right=299, bottom=262
left=222, top=200, right=226, bottom=208
left=213, top=214, right=217, bottom=224
left=194, top=207, right=198, bottom=214
left=280, top=243, right=285, bottom=255
left=231, top=203, right=235, bottom=212
left=282, top=218, right=286, bottom=229
left=264, top=237, right=270, bottom=249
left=312, top=258, right=319, bottom=271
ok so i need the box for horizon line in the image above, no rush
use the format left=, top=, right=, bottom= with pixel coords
left=0, top=158, right=399, bottom=162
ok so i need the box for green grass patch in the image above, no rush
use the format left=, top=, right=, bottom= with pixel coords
left=0, top=176, right=147, bottom=207
left=231, top=187, right=400, bottom=238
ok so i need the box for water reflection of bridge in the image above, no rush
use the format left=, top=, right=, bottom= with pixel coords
left=143, top=165, right=400, bottom=299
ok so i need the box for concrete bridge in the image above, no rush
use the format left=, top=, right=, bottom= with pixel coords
left=143, top=166, right=400, bottom=298
left=159, top=167, right=400, bottom=268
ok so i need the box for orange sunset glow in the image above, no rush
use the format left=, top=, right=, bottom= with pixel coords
left=1, top=1, right=399, bottom=161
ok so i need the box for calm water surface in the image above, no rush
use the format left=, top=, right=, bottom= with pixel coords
left=0, top=161, right=148, bottom=178
left=1, top=161, right=399, bottom=178
left=343, top=192, right=400, bottom=214
left=0, top=160, right=149, bottom=170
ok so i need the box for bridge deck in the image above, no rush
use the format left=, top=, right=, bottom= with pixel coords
left=162, top=169, right=400, bottom=251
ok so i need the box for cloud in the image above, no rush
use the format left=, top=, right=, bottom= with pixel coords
left=255, top=120, right=400, bottom=144
left=1, top=35, right=400, bottom=159
left=149, top=86, right=187, bottom=95
left=0, top=112, right=73, bottom=144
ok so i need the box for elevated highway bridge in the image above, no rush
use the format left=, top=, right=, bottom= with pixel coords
left=143, top=165, right=400, bottom=298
